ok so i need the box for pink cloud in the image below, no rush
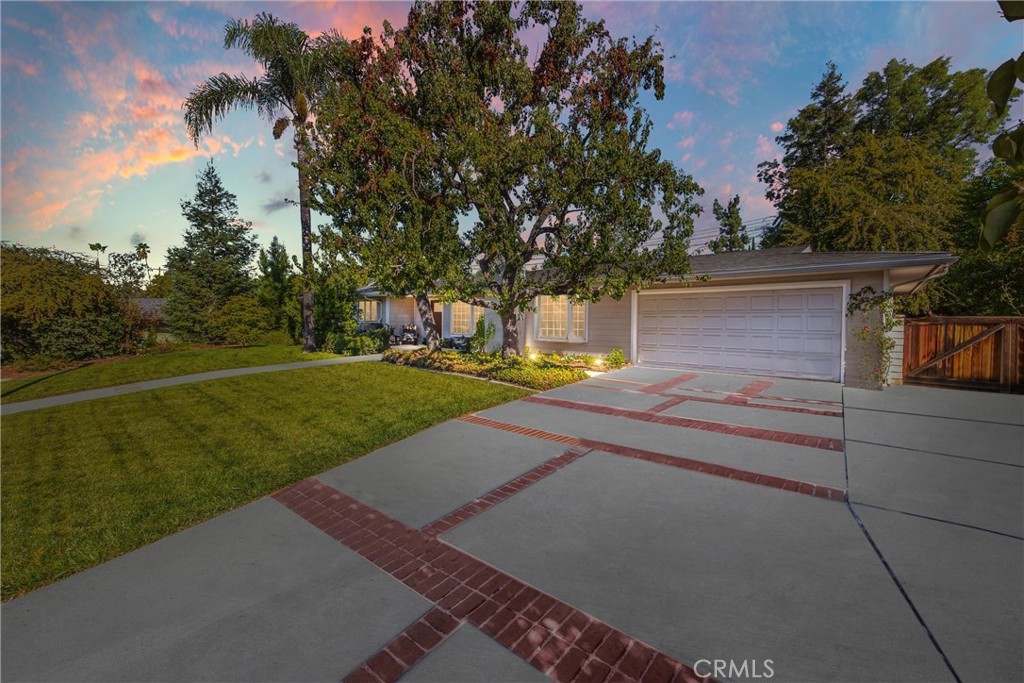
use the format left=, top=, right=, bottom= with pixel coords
left=676, top=136, right=696, bottom=150
left=666, top=110, right=696, bottom=130
left=755, top=134, right=777, bottom=159
left=770, top=121, right=784, bottom=133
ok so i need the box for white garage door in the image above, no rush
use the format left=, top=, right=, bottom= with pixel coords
left=637, top=287, right=843, bottom=381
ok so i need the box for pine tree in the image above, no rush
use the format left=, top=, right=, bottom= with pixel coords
left=164, top=161, right=258, bottom=342
left=706, top=195, right=750, bottom=253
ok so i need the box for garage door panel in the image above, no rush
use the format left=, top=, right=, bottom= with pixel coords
left=808, top=293, right=838, bottom=309
left=777, top=315, right=804, bottom=332
left=807, top=314, right=838, bottom=332
left=778, top=294, right=805, bottom=310
left=638, top=287, right=843, bottom=381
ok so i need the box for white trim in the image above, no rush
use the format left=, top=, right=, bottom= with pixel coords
left=383, top=298, right=391, bottom=326
left=638, top=280, right=852, bottom=296
left=634, top=279, right=851, bottom=383
left=630, top=289, right=638, bottom=363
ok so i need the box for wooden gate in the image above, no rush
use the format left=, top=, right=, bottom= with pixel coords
left=902, top=316, right=1024, bottom=393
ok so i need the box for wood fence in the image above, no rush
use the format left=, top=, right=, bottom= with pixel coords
left=902, top=316, right=1023, bottom=393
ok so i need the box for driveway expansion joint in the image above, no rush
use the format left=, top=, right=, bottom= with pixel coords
left=272, top=479, right=710, bottom=683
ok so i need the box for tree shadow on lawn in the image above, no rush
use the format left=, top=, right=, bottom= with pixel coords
left=0, top=365, right=91, bottom=399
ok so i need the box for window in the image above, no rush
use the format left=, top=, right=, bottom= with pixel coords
left=450, top=301, right=478, bottom=335
left=537, top=296, right=587, bottom=342
left=357, top=300, right=380, bottom=322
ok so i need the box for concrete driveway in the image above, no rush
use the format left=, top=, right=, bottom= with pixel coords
left=3, top=368, right=1022, bottom=683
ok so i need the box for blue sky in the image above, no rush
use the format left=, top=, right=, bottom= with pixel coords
left=2, top=1, right=1021, bottom=269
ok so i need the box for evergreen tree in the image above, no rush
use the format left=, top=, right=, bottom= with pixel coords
left=758, top=57, right=998, bottom=252
left=164, top=161, right=258, bottom=342
left=256, top=236, right=298, bottom=339
left=706, top=195, right=749, bottom=253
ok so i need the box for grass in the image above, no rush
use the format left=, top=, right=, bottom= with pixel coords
left=0, top=345, right=341, bottom=404
left=0, top=362, right=530, bottom=600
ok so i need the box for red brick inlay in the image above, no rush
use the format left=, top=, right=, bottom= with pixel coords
left=522, top=395, right=844, bottom=452
left=736, top=379, right=774, bottom=398
left=665, top=392, right=842, bottom=418
left=457, top=415, right=845, bottom=502
left=421, top=446, right=590, bottom=537
left=639, top=372, right=700, bottom=394
left=274, top=480, right=711, bottom=683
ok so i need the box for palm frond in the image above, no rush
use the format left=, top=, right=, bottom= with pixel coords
left=182, top=73, right=267, bottom=144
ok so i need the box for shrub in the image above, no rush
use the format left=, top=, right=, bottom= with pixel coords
left=1, top=244, right=154, bottom=364
left=382, top=349, right=587, bottom=390
left=468, top=316, right=496, bottom=354
left=209, top=295, right=272, bottom=346
left=605, top=348, right=626, bottom=369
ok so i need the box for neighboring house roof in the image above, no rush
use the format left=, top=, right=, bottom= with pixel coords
left=687, top=246, right=957, bottom=294
left=134, top=298, right=168, bottom=317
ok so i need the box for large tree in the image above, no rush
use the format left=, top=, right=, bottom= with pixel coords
left=164, top=161, right=259, bottom=342
left=706, top=195, right=749, bottom=252
left=759, top=57, right=999, bottom=251
left=183, top=13, right=349, bottom=352
left=308, top=28, right=466, bottom=349
left=318, top=1, right=702, bottom=357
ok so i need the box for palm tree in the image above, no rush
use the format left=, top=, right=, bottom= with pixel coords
left=134, top=242, right=152, bottom=284
left=183, top=13, right=346, bottom=352
left=88, top=242, right=107, bottom=273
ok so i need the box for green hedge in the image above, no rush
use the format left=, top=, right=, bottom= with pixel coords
left=382, top=349, right=588, bottom=391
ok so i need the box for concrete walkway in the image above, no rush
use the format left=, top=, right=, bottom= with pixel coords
left=0, top=354, right=382, bottom=416
left=3, top=368, right=1021, bottom=683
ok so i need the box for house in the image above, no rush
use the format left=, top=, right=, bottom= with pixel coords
left=357, top=246, right=957, bottom=387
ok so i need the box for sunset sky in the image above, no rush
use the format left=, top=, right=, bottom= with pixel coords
left=2, top=1, right=1021, bottom=270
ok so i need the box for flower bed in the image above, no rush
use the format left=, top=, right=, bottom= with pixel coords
left=382, top=348, right=589, bottom=391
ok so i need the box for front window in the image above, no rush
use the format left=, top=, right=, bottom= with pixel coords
left=537, top=296, right=587, bottom=342
left=450, top=301, right=477, bottom=335
left=357, top=300, right=380, bottom=322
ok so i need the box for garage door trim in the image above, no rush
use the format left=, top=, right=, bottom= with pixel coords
left=631, top=280, right=851, bottom=382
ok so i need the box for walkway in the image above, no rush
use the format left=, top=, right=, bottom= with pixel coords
left=0, top=354, right=383, bottom=416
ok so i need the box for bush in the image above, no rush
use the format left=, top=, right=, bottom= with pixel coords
left=468, top=316, right=496, bottom=354
left=1, top=244, right=154, bottom=364
left=325, top=326, right=390, bottom=356
left=382, top=348, right=587, bottom=390
left=209, top=296, right=271, bottom=346
left=605, top=348, right=626, bottom=369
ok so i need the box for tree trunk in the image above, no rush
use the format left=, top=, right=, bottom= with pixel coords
left=500, top=311, right=520, bottom=357
left=295, top=129, right=316, bottom=352
left=415, top=293, right=439, bottom=349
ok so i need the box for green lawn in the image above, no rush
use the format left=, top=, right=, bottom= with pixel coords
left=0, top=345, right=341, bottom=404
left=1, top=362, right=529, bottom=600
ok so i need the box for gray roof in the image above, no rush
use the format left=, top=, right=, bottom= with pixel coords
left=687, top=246, right=956, bottom=278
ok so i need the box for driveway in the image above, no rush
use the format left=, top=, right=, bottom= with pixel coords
left=3, top=368, right=1022, bottom=683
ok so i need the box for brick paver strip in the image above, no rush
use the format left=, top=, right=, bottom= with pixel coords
left=272, top=479, right=710, bottom=683
left=522, top=395, right=844, bottom=451
left=658, top=392, right=842, bottom=418
left=639, top=372, right=701, bottom=394
left=736, top=379, right=774, bottom=397
left=458, top=414, right=845, bottom=502
left=421, top=446, right=591, bottom=538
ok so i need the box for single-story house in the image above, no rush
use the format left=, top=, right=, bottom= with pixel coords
left=357, top=246, right=957, bottom=387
